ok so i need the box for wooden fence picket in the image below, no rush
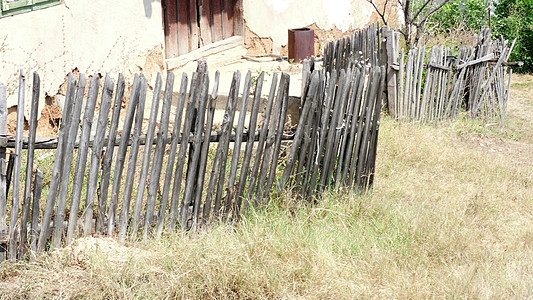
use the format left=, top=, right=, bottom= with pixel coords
left=98, top=74, right=125, bottom=235
left=117, top=75, right=148, bottom=241
left=144, top=72, right=175, bottom=238
left=155, top=73, right=188, bottom=237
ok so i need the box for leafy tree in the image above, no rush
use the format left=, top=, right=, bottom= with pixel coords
left=368, top=0, right=453, bottom=48
left=493, top=0, right=533, bottom=72
left=428, top=0, right=488, bottom=33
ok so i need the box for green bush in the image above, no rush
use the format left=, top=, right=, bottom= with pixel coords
left=493, top=0, right=533, bottom=72
left=429, top=0, right=488, bottom=33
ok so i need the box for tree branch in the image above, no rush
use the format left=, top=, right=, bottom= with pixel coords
left=419, top=0, right=451, bottom=24
left=366, top=0, right=390, bottom=25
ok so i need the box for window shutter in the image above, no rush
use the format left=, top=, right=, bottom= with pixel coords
left=2, top=0, right=31, bottom=11
left=1, top=0, right=59, bottom=17
left=33, top=0, right=54, bottom=4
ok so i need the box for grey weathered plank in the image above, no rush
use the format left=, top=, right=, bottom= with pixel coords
left=222, top=71, right=252, bottom=218
left=169, top=72, right=200, bottom=230
left=107, top=75, right=141, bottom=239
left=355, top=68, right=380, bottom=189
left=415, top=46, right=425, bottom=120
left=9, top=70, right=26, bottom=259
left=398, top=49, right=405, bottom=119
left=65, top=75, right=102, bottom=244
left=410, top=47, right=420, bottom=119
left=320, top=69, right=346, bottom=190
left=0, top=82, right=6, bottom=261
left=213, top=71, right=241, bottom=219
left=404, top=49, right=413, bottom=120
left=50, top=74, right=87, bottom=249
left=97, top=74, right=125, bottom=235
left=307, top=70, right=337, bottom=197
left=155, top=73, right=188, bottom=237
left=294, top=71, right=319, bottom=194
left=191, top=71, right=219, bottom=230
left=203, top=71, right=241, bottom=221
left=87, top=75, right=115, bottom=234
left=336, top=68, right=359, bottom=187
left=348, top=69, right=372, bottom=188
left=118, top=75, right=148, bottom=241
left=329, top=68, right=352, bottom=186
left=0, top=158, right=6, bottom=262
left=254, top=73, right=287, bottom=206
left=242, top=73, right=278, bottom=212
left=144, top=72, right=175, bottom=238
left=30, top=169, right=43, bottom=253
left=37, top=73, right=76, bottom=252
left=342, top=67, right=366, bottom=186
left=366, top=66, right=386, bottom=188
left=233, top=71, right=264, bottom=218
left=82, top=75, right=114, bottom=236
left=384, top=28, right=397, bottom=118
left=0, top=82, right=6, bottom=161
left=18, top=73, right=40, bottom=254
left=5, top=152, right=13, bottom=197
left=301, top=72, right=324, bottom=199
left=281, top=70, right=320, bottom=191
left=131, top=73, right=163, bottom=239
left=180, top=73, right=210, bottom=229
left=264, top=73, right=290, bottom=200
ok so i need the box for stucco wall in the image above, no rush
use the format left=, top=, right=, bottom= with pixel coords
left=0, top=0, right=165, bottom=116
left=243, top=0, right=377, bottom=54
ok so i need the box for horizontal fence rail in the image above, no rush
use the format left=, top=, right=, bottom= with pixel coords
left=0, top=59, right=385, bottom=260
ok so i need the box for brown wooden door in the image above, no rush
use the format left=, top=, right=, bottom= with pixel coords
left=163, top=0, right=242, bottom=59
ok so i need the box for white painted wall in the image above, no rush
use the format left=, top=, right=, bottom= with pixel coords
left=0, top=0, right=165, bottom=116
left=243, top=0, right=376, bottom=52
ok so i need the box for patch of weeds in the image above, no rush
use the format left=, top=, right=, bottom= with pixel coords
left=452, top=117, right=519, bottom=141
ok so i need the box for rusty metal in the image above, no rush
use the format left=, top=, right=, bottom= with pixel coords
left=288, top=28, right=315, bottom=62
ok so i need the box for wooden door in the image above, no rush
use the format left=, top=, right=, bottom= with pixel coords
left=163, top=0, right=243, bottom=59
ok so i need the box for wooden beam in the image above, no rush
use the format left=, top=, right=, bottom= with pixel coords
left=166, top=35, right=243, bottom=70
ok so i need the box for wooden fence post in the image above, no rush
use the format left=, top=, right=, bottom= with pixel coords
left=155, top=73, right=188, bottom=237
left=109, top=75, right=140, bottom=241
left=117, top=75, right=148, bottom=241
left=99, top=74, right=125, bottom=235
left=65, top=75, right=100, bottom=244
left=19, top=73, right=41, bottom=255
left=144, top=72, right=175, bottom=238
left=10, top=70, right=26, bottom=258
left=0, top=82, right=7, bottom=262
left=131, top=73, right=162, bottom=238
left=51, top=74, right=86, bottom=249
left=82, top=75, right=114, bottom=236
left=222, top=71, right=252, bottom=219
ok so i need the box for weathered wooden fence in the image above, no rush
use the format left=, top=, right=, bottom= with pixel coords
left=0, top=59, right=385, bottom=260
left=323, top=24, right=381, bottom=74
left=324, top=25, right=514, bottom=124
left=283, top=62, right=385, bottom=202
left=391, top=27, right=514, bottom=122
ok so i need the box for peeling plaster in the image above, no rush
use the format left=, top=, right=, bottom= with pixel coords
left=243, top=0, right=375, bottom=53
left=0, top=0, right=165, bottom=120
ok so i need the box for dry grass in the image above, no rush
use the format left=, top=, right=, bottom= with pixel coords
left=0, top=75, right=532, bottom=299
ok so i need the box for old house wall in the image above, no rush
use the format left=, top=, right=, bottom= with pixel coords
left=0, top=0, right=165, bottom=118
left=243, top=0, right=380, bottom=55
